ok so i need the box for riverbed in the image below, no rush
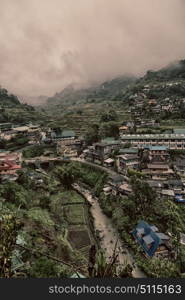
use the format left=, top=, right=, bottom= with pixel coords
left=73, top=184, right=146, bottom=278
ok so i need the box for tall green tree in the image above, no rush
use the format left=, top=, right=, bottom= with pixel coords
left=130, top=177, right=156, bottom=215
left=54, top=163, right=79, bottom=189
left=0, top=211, right=21, bottom=278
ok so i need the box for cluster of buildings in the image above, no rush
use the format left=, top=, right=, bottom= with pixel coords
left=129, top=82, right=183, bottom=118
left=0, top=122, right=41, bottom=144
left=131, top=97, right=179, bottom=117
left=42, top=128, right=84, bottom=158
left=83, top=138, right=120, bottom=166
left=81, top=128, right=185, bottom=204
left=0, top=122, right=44, bottom=181
left=120, top=130, right=185, bottom=150
left=0, top=150, right=22, bottom=181
left=103, top=174, right=132, bottom=197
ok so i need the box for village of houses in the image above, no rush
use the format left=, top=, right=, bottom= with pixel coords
left=1, top=109, right=185, bottom=263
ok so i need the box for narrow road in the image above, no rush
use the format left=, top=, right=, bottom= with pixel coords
left=71, top=157, right=120, bottom=177
left=73, top=183, right=146, bottom=278
left=24, top=155, right=125, bottom=178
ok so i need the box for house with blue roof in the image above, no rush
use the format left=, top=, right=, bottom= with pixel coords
left=131, top=221, right=171, bottom=258
left=175, top=194, right=185, bottom=203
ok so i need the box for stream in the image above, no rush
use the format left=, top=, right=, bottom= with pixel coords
left=73, top=183, right=146, bottom=278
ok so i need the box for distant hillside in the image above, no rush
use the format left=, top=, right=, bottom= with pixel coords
left=140, top=59, right=185, bottom=83
left=0, top=86, right=21, bottom=107
left=0, top=86, right=44, bottom=124
left=45, top=59, right=185, bottom=109
left=36, top=59, right=185, bottom=135
left=120, top=59, right=185, bottom=103
left=46, top=76, right=136, bottom=106
left=19, top=94, right=48, bottom=106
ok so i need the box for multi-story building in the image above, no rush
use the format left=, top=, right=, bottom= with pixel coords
left=142, top=164, right=174, bottom=177
left=140, top=146, right=170, bottom=163
left=57, top=138, right=83, bottom=157
left=120, top=133, right=185, bottom=149
left=117, top=154, right=139, bottom=174
left=84, top=139, right=120, bottom=164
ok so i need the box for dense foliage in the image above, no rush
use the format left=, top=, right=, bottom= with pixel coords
left=98, top=173, right=185, bottom=277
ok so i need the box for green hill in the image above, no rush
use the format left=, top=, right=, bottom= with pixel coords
left=0, top=86, right=48, bottom=125
left=141, top=59, right=185, bottom=82
left=46, top=76, right=136, bottom=107
left=120, top=60, right=185, bottom=103
left=0, top=87, right=21, bottom=107
left=41, top=59, right=185, bottom=133
left=45, top=59, right=185, bottom=109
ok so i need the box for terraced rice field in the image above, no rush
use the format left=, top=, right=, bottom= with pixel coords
left=51, top=190, right=94, bottom=255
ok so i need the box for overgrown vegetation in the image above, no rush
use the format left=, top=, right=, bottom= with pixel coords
left=0, top=164, right=94, bottom=278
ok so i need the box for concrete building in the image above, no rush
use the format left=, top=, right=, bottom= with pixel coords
left=142, top=164, right=174, bottom=177
left=117, top=154, right=139, bottom=174
left=120, top=133, right=185, bottom=149
left=140, top=146, right=170, bottom=163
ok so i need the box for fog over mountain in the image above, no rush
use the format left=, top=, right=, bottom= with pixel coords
left=0, top=0, right=185, bottom=100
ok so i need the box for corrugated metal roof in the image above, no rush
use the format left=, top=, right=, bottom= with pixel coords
left=146, top=146, right=167, bottom=151
left=119, top=148, right=138, bottom=154
left=104, top=158, right=114, bottom=163
left=156, top=233, right=170, bottom=240
left=143, top=235, right=154, bottom=245
left=147, top=164, right=169, bottom=169
left=61, top=130, right=75, bottom=137
left=174, top=129, right=185, bottom=134
left=150, top=225, right=159, bottom=232
left=121, top=133, right=185, bottom=140
left=136, top=228, right=145, bottom=234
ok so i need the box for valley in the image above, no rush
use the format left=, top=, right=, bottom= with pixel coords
left=1, top=60, right=185, bottom=278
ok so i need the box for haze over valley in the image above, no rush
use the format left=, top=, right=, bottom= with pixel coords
left=0, top=0, right=185, bottom=102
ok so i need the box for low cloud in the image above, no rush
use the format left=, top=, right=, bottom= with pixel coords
left=0, top=0, right=185, bottom=98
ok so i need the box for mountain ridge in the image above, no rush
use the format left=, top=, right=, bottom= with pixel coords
left=44, top=59, right=185, bottom=108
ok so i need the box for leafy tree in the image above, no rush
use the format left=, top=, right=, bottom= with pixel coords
left=94, top=173, right=108, bottom=196
left=23, top=145, right=45, bottom=158
left=16, top=170, right=32, bottom=189
left=39, top=195, right=50, bottom=210
left=54, top=163, right=80, bottom=189
left=129, top=177, right=156, bottom=215
left=85, top=124, right=100, bottom=145
left=29, top=257, right=65, bottom=278
left=100, top=110, right=118, bottom=123
left=0, top=182, right=28, bottom=208
left=0, top=210, right=21, bottom=278
left=100, top=122, right=119, bottom=139
left=137, top=257, right=180, bottom=278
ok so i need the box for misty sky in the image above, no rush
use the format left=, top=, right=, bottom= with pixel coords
left=0, top=0, right=185, bottom=98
